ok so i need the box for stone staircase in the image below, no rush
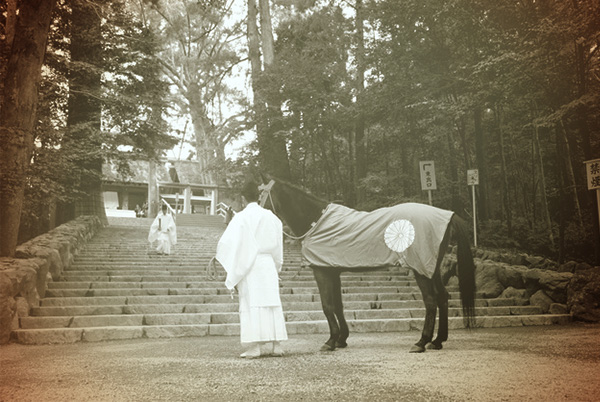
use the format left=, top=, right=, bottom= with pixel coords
left=11, top=215, right=572, bottom=344
left=174, top=213, right=228, bottom=227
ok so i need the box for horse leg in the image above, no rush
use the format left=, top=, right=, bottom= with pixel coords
left=427, top=222, right=452, bottom=350
left=427, top=269, right=449, bottom=350
left=312, top=267, right=340, bottom=351
left=331, top=273, right=349, bottom=348
left=411, top=272, right=437, bottom=353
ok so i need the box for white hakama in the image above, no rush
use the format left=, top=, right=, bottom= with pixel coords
left=237, top=255, right=288, bottom=344
left=148, top=211, right=177, bottom=255
left=216, top=203, right=288, bottom=344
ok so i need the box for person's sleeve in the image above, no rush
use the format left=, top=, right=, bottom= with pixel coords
left=274, top=218, right=284, bottom=273
left=168, top=215, right=177, bottom=245
left=216, top=215, right=258, bottom=290
left=148, top=216, right=159, bottom=242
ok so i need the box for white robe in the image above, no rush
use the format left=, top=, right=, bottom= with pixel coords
left=216, top=202, right=288, bottom=344
left=148, top=212, right=177, bottom=254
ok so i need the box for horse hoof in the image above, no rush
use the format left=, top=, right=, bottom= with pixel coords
left=320, top=344, right=335, bottom=352
left=335, top=342, right=348, bottom=349
left=409, top=345, right=426, bottom=353
left=426, top=342, right=443, bottom=350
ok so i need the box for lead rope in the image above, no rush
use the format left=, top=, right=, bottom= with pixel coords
left=265, top=190, right=310, bottom=241
left=262, top=188, right=310, bottom=281
left=206, top=256, right=219, bottom=281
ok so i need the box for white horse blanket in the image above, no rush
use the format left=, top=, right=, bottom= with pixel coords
left=301, top=203, right=453, bottom=278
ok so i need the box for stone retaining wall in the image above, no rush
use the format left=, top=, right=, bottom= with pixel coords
left=0, top=216, right=103, bottom=344
left=444, top=247, right=600, bottom=322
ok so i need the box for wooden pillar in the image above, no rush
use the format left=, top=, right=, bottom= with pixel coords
left=122, top=187, right=129, bottom=210
left=184, top=186, right=192, bottom=214
left=210, top=189, right=216, bottom=215
left=148, top=160, right=159, bottom=217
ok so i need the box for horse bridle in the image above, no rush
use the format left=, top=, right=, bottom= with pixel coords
left=258, top=180, right=309, bottom=241
left=258, top=180, right=275, bottom=209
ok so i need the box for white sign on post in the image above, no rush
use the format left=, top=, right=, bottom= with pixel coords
left=585, top=159, right=600, bottom=190
left=419, top=161, right=436, bottom=206
left=419, top=161, right=437, bottom=190
left=467, top=169, right=479, bottom=186
left=584, top=159, right=600, bottom=242
left=467, top=169, right=479, bottom=247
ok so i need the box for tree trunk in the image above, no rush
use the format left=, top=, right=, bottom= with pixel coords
left=148, top=160, right=159, bottom=218
left=188, top=90, right=214, bottom=183
left=252, top=0, right=291, bottom=179
left=0, top=0, right=56, bottom=257
left=496, top=105, right=512, bottom=236
left=247, top=0, right=269, bottom=170
left=258, top=0, right=274, bottom=67
left=554, top=125, right=568, bottom=263
left=60, top=0, right=107, bottom=226
left=0, top=0, right=18, bottom=95
left=530, top=130, right=537, bottom=227
left=534, top=124, right=555, bottom=247
left=247, top=0, right=263, bottom=111
left=455, top=117, right=471, bottom=170
left=560, top=119, right=583, bottom=228
left=353, top=0, right=366, bottom=207
left=446, top=130, right=461, bottom=213
left=474, top=106, right=489, bottom=221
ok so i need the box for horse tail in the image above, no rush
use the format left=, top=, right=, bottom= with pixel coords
left=452, top=214, right=476, bottom=329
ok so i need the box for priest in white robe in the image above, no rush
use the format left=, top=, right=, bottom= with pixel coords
left=148, top=204, right=177, bottom=255
left=216, top=180, right=288, bottom=358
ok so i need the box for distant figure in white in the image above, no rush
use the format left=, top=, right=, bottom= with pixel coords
left=148, top=204, right=177, bottom=255
left=216, top=180, right=288, bottom=358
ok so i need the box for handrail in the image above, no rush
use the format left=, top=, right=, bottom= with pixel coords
left=216, top=202, right=232, bottom=218
left=160, top=197, right=177, bottom=219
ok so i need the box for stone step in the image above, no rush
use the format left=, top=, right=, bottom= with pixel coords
left=45, top=285, right=434, bottom=297
left=60, top=269, right=410, bottom=277
left=70, top=258, right=304, bottom=265
left=12, top=314, right=573, bottom=344
left=68, top=260, right=300, bottom=266
left=65, top=263, right=313, bottom=271
left=55, top=277, right=413, bottom=286
left=19, top=306, right=547, bottom=330
left=38, top=290, right=494, bottom=307
left=29, top=298, right=525, bottom=317
left=55, top=272, right=412, bottom=281
left=12, top=221, right=572, bottom=345
left=38, top=292, right=435, bottom=307
left=57, top=272, right=411, bottom=281
left=47, top=280, right=418, bottom=289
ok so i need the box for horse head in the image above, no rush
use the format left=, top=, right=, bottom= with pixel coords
left=259, top=173, right=327, bottom=237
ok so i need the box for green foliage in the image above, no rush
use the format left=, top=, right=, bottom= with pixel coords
left=247, top=0, right=600, bottom=263
left=142, top=0, right=247, bottom=172
left=10, top=0, right=600, bottom=264
left=17, top=0, right=179, bottom=241
left=102, top=0, right=178, bottom=162
left=258, top=5, right=354, bottom=200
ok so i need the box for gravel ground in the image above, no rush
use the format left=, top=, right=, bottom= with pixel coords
left=1, top=322, right=600, bottom=402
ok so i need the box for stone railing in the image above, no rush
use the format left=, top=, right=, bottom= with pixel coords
left=0, top=216, right=103, bottom=344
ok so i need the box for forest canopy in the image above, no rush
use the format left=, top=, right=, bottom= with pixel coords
left=1, top=0, right=599, bottom=263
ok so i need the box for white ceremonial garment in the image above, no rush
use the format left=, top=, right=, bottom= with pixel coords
left=148, top=211, right=177, bottom=254
left=216, top=202, right=288, bottom=344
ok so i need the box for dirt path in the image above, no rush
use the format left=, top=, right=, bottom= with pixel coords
left=1, top=322, right=599, bottom=401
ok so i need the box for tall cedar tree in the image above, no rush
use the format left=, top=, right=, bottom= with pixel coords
left=0, top=0, right=57, bottom=256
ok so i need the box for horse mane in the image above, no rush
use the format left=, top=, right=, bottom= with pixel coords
left=264, top=175, right=329, bottom=207
left=262, top=174, right=328, bottom=236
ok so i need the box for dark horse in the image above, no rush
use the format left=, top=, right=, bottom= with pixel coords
left=259, top=176, right=476, bottom=353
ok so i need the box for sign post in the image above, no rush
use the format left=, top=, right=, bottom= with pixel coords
left=584, top=159, right=600, bottom=241
left=419, top=161, right=437, bottom=206
left=467, top=169, right=479, bottom=247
